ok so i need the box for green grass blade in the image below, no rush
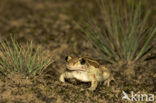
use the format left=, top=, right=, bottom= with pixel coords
left=135, top=28, right=156, bottom=61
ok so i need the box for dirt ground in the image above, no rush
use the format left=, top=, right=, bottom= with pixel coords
left=0, top=0, right=155, bottom=103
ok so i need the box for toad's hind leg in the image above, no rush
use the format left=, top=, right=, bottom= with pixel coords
left=59, top=72, right=74, bottom=82
left=103, top=75, right=115, bottom=87
left=104, top=79, right=111, bottom=87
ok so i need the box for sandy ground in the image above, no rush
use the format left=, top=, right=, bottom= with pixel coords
left=0, top=0, right=155, bottom=103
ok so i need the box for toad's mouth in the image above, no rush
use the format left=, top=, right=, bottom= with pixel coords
left=66, top=69, right=87, bottom=72
left=66, top=67, right=88, bottom=71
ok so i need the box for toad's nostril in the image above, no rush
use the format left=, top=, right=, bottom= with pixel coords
left=69, top=63, right=73, bottom=66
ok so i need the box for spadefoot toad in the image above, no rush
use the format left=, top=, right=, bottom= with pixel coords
left=59, top=56, right=113, bottom=91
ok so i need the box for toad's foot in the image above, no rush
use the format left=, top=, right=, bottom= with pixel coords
left=59, top=74, right=65, bottom=82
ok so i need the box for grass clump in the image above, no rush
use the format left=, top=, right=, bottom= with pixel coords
left=83, top=1, right=156, bottom=64
left=0, top=38, right=53, bottom=76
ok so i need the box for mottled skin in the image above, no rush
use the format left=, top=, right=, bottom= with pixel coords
left=59, top=56, right=113, bottom=91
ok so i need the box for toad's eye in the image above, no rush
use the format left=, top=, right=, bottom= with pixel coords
left=65, top=56, right=72, bottom=62
left=80, top=58, right=86, bottom=65
left=65, top=56, right=68, bottom=62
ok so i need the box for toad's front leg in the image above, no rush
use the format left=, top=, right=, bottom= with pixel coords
left=87, top=73, right=98, bottom=91
left=88, top=80, right=98, bottom=91
left=59, top=72, right=74, bottom=82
